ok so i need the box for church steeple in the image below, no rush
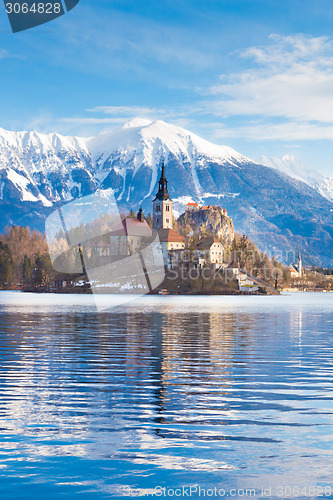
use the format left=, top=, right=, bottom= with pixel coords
left=297, top=251, right=302, bottom=276
left=153, top=163, right=173, bottom=230
left=154, top=162, right=170, bottom=201
left=137, top=206, right=145, bottom=222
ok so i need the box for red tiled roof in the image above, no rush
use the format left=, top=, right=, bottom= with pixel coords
left=109, top=218, right=152, bottom=237
left=158, top=228, right=186, bottom=243
left=187, top=202, right=198, bottom=206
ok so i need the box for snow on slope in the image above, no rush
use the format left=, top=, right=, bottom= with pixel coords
left=1, top=119, right=330, bottom=209
left=256, top=154, right=323, bottom=186
left=316, top=177, right=333, bottom=202
left=0, top=127, right=91, bottom=205
left=89, top=119, right=248, bottom=166
left=257, top=154, right=333, bottom=202
left=88, top=119, right=250, bottom=197
left=0, top=119, right=252, bottom=206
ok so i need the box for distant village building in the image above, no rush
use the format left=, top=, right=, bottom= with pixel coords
left=289, top=252, right=303, bottom=278
left=54, top=274, right=75, bottom=289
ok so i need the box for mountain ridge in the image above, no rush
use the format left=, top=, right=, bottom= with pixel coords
left=0, top=119, right=332, bottom=266
left=257, top=154, right=333, bottom=203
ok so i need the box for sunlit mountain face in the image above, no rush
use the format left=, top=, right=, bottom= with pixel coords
left=0, top=119, right=332, bottom=266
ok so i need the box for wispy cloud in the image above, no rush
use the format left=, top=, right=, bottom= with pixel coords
left=87, top=105, right=165, bottom=117
left=200, top=34, right=333, bottom=138
left=20, top=34, right=333, bottom=144
left=0, top=49, right=24, bottom=60
left=211, top=121, right=333, bottom=141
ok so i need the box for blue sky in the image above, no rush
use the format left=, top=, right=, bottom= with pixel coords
left=1, top=0, right=333, bottom=176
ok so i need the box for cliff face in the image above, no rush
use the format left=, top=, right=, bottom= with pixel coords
left=177, top=207, right=235, bottom=247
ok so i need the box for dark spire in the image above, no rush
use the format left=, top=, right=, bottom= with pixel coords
left=160, top=163, right=166, bottom=181
left=137, top=206, right=145, bottom=222
left=154, top=162, right=170, bottom=201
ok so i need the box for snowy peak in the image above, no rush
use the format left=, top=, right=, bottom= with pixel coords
left=316, top=177, right=333, bottom=202
left=122, top=118, right=153, bottom=129
left=0, top=118, right=254, bottom=207
left=0, top=119, right=332, bottom=266
left=0, top=118, right=330, bottom=210
left=90, top=118, right=249, bottom=165
left=257, top=154, right=324, bottom=186
left=257, top=154, right=333, bottom=202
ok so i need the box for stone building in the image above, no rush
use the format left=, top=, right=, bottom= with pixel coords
left=195, top=236, right=224, bottom=269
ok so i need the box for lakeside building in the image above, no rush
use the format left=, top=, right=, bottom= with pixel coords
left=289, top=252, right=303, bottom=278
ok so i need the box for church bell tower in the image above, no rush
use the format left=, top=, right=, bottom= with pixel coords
left=153, top=163, right=173, bottom=230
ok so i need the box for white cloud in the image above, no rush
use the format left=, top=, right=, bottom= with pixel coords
left=204, top=34, right=333, bottom=125
left=0, top=49, right=23, bottom=60
left=86, top=106, right=165, bottom=117
left=211, top=122, right=333, bottom=141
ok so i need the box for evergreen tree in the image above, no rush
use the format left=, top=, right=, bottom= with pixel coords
left=32, top=253, right=53, bottom=288
left=22, top=255, right=33, bottom=285
left=146, top=212, right=153, bottom=228
left=0, top=242, right=14, bottom=288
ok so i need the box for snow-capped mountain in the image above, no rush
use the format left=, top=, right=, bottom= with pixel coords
left=0, top=119, right=332, bottom=266
left=316, top=177, right=333, bottom=202
left=257, top=154, right=333, bottom=203
left=0, top=127, right=91, bottom=205
left=257, top=155, right=323, bottom=186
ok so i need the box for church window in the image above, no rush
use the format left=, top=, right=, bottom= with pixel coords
left=166, top=219, right=169, bottom=223
left=166, top=205, right=170, bottom=211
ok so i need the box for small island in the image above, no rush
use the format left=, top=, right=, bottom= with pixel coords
left=0, top=165, right=332, bottom=296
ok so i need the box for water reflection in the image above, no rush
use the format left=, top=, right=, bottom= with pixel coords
left=0, top=293, right=332, bottom=498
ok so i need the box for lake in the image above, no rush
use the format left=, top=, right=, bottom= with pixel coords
left=0, top=291, right=332, bottom=499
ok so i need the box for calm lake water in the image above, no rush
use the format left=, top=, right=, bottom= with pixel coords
left=0, top=291, right=332, bottom=499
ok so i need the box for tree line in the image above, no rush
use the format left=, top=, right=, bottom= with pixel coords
left=0, top=226, right=53, bottom=289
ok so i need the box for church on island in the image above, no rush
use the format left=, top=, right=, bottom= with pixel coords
left=135, top=163, right=226, bottom=270
left=152, top=164, right=186, bottom=264
left=54, top=164, right=282, bottom=294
